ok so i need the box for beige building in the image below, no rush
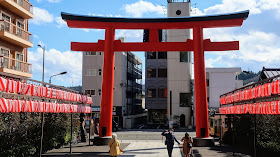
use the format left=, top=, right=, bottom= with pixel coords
left=0, top=0, right=33, bottom=79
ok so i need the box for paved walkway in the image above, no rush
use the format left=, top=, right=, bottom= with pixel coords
left=119, top=141, right=181, bottom=157
left=42, top=141, right=251, bottom=157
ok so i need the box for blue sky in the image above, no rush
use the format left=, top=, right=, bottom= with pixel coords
left=28, top=0, right=280, bottom=87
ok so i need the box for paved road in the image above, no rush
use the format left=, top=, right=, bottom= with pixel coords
left=115, top=130, right=196, bottom=141
left=43, top=130, right=251, bottom=157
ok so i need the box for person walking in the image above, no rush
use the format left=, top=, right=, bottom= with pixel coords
left=181, top=132, right=193, bottom=157
left=161, top=129, right=180, bottom=157
left=108, top=133, right=122, bottom=157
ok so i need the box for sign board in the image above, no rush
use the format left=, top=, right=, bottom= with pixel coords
left=92, top=107, right=100, bottom=112
left=169, top=120, right=173, bottom=129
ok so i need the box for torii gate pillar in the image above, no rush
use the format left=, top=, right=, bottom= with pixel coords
left=193, top=27, right=209, bottom=138
left=99, top=28, right=115, bottom=137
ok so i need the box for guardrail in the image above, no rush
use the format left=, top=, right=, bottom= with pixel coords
left=0, top=56, right=32, bottom=73
left=12, top=0, right=33, bottom=13
left=0, top=20, right=32, bottom=42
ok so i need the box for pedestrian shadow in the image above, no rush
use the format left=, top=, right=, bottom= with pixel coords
left=124, top=147, right=166, bottom=152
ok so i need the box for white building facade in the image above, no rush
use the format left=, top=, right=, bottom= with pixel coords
left=206, top=67, right=243, bottom=111
left=82, top=49, right=143, bottom=129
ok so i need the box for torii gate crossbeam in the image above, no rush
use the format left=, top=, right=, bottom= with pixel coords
left=62, top=10, right=249, bottom=139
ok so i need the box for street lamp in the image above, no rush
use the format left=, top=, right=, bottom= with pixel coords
left=38, top=44, right=45, bottom=82
left=37, top=44, right=46, bottom=157
left=49, top=71, right=67, bottom=84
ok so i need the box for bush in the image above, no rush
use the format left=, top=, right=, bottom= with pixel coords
left=223, top=114, right=280, bottom=156
left=0, top=112, right=80, bottom=156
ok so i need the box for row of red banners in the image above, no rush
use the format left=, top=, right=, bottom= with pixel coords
left=0, top=97, right=91, bottom=113
left=219, top=101, right=280, bottom=115
left=0, top=77, right=92, bottom=104
left=220, top=80, right=279, bottom=105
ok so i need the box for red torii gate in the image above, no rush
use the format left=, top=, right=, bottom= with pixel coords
left=62, top=10, right=249, bottom=139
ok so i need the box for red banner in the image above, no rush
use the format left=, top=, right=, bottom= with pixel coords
left=219, top=101, right=280, bottom=115
left=0, top=98, right=91, bottom=113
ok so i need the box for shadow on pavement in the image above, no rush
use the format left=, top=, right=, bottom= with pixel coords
left=42, top=143, right=130, bottom=157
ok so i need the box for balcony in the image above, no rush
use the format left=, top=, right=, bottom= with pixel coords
left=0, top=56, right=32, bottom=78
left=0, top=20, right=33, bottom=48
left=0, top=0, right=34, bottom=19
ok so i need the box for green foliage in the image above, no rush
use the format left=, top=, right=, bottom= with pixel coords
left=223, top=114, right=280, bottom=156
left=0, top=112, right=80, bottom=157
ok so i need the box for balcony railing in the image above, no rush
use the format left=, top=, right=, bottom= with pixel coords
left=0, top=56, right=32, bottom=74
left=12, top=0, right=33, bottom=13
left=0, top=20, right=32, bottom=42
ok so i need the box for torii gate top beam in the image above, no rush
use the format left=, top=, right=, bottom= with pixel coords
left=61, top=10, right=249, bottom=29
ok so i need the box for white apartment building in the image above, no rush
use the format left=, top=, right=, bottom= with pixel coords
left=82, top=46, right=144, bottom=129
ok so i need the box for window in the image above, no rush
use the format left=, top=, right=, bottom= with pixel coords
left=15, top=53, right=23, bottom=71
left=85, top=90, right=96, bottom=96
left=158, top=88, right=167, bottom=98
left=99, top=69, right=102, bottom=75
left=1, top=13, right=11, bottom=32
left=180, top=93, right=190, bottom=107
left=18, top=0, right=23, bottom=5
left=158, top=69, right=167, bottom=78
left=2, top=13, right=10, bottom=22
left=85, top=52, right=96, bottom=55
left=180, top=51, right=190, bottom=62
left=0, top=48, right=9, bottom=57
left=158, top=51, right=167, bottom=59
left=85, top=69, right=96, bottom=76
left=147, top=52, right=156, bottom=59
left=0, top=48, right=9, bottom=68
left=147, top=89, right=156, bottom=98
left=147, top=68, right=156, bottom=78
left=16, top=21, right=24, bottom=37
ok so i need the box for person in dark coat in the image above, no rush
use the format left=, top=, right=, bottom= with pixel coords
left=161, top=129, right=180, bottom=157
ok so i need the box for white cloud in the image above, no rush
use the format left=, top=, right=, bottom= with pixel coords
left=204, top=0, right=280, bottom=16
left=204, top=0, right=261, bottom=15
left=55, top=17, right=67, bottom=28
left=29, top=48, right=82, bottom=86
left=203, top=26, right=280, bottom=72
left=30, top=7, right=54, bottom=25
left=116, top=30, right=144, bottom=42
left=124, top=0, right=165, bottom=17
left=188, top=0, right=280, bottom=73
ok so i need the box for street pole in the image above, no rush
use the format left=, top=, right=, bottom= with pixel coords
left=70, top=113, right=73, bottom=154
left=38, top=45, right=45, bottom=157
